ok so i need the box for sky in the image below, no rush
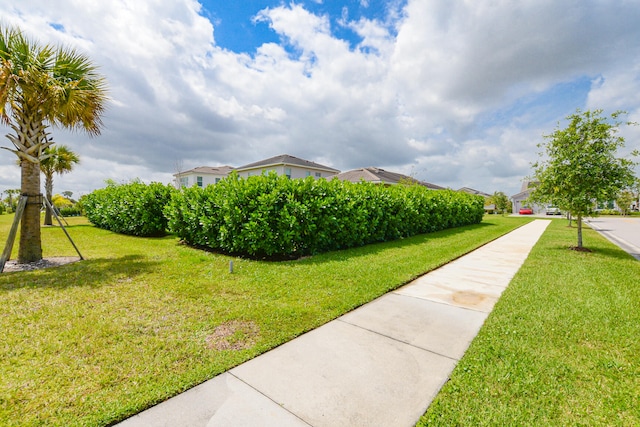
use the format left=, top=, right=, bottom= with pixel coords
left=1, top=0, right=640, bottom=199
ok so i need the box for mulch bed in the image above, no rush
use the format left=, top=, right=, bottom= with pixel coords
left=2, top=257, right=81, bottom=273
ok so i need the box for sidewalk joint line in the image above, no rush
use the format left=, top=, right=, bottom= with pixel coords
left=390, top=292, right=490, bottom=314
left=227, top=372, right=315, bottom=426
left=336, top=318, right=460, bottom=362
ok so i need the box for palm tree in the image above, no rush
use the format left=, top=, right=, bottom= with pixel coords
left=0, top=25, right=107, bottom=263
left=40, top=145, right=80, bottom=225
left=2, top=188, right=20, bottom=212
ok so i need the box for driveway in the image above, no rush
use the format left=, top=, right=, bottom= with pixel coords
left=585, top=216, right=640, bottom=260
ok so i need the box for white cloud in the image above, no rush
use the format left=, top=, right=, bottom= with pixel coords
left=586, top=64, right=640, bottom=113
left=1, top=0, right=640, bottom=199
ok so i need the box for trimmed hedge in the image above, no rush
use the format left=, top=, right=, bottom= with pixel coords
left=58, top=206, right=82, bottom=217
left=165, top=173, right=484, bottom=258
left=84, top=181, right=175, bottom=237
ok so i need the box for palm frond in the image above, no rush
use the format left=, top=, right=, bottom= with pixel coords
left=0, top=23, right=108, bottom=161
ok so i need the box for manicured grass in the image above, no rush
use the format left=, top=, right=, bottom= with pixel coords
left=0, top=214, right=529, bottom=427
left=418, top=219, right=640, bottom=426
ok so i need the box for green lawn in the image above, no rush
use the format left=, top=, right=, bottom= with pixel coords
left=419, top=219, right=640, bottom=426
left=0, top=214, right=529, bottom=427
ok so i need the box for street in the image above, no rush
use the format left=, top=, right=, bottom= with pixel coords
left=585, top=216, right=640, bottom=260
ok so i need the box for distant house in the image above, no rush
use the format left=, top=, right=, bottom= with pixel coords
left=511, top=181, right=545, bottom=214
left=173, top=166, right=234, bottom=189
left=235, top=154, right=340, bottom=179
left=457, top=187, right=496, bottom=213
left=457, top=187, right=492, bottom=198
left=333, top=167, right=445, bottom=189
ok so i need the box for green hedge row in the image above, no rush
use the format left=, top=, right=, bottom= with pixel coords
left=83, top=181, right=175, bottom=237
left=164, top=173, right=484, bottom=258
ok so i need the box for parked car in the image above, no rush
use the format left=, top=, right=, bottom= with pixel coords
left=519, top=207, right=533, bottom=215
left=545, top=205, right=561, bottom=215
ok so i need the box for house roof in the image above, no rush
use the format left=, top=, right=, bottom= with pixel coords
left=511, top=180, right=539, bottom=199
left=174, top=165, right=234, bottom=177
left=235, top=154, right=340, bottom=173
left=511, top=190, right=530, bottom=200
left=457, top=187, right=492, bottom=197
left=333, top=167, right=445, bottom=189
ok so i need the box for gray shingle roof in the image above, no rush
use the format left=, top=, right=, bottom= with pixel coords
left=457, top=187, right=492, bottom=197
left=235, top=154, right=340, bottom=173
left=174, top=165, right=234, bottom=176
left=333, top=167, right=445, bottom=189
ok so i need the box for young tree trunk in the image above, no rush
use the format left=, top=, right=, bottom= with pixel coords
left=44, top=173, right=53, bottom=226
left=18, top=159, right=43, bottom=263
left=577, top=213, right=583, bottom=248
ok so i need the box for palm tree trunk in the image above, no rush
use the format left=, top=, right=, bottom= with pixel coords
left=44, top=173, right=53, bottom=226
left=18, top=159, right=43, bottom=263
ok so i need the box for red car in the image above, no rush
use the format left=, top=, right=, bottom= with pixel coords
left=519, top=207, right=533, bottom=215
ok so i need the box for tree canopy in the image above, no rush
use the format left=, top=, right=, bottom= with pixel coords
left=529, top=109, right=637, bottom=248
left=492, top=191, right=510, bottom=215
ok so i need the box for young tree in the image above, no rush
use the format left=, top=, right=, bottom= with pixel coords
left=40, top=145, right=80, bottom=225
left=2, top=188, right=20, bottom=212
left=616, top=190, right=635, bottom=215
left=530, top=109, right=637, bottom=249
left=492, top=191, right=510, bottom=215
left=61, top=190, right=76, bottom=204
left=0, top=25, right=107, bottom=262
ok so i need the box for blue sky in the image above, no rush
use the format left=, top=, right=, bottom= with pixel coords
left=0, top=0, right=639, bottom=197
left=202, top=1, right=403, bottom=53
left=201, top=1, right=281, bottom=53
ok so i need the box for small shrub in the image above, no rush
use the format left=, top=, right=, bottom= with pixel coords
left=52, top=194, right=73, bottom=209
left=58, top=206, right=82, bottom=217
left=84, top=181, right=175, bottom=236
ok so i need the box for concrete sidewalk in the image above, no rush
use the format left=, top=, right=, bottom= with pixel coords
left=117, top=219, right=551, bottom=427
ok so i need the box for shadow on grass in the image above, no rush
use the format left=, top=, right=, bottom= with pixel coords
left=179, top=221, right=503, bottom=266
left=544, top=242, right=636, bottom=262
left=285, top=221, right=498, bottom=266
left=0, top=254, right=161, bottom=291
left=587, top=246, right=638, bottom=261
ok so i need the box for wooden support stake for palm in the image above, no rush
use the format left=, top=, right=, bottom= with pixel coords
left=0, top=196, right=28, bottom=273
left=43, top=195, right=83, bottom=261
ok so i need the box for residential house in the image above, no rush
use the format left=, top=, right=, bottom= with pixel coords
left=174, top=166, right=234, bottom=189
left=458, top=187, right=495, bottom=214
left=457, top=187, right=492, bottom=198
left=333, top=167, right=445, bottom=189
left=235, top=154, right=340, bottom=179
left=511, top=181, right=545, bottom=214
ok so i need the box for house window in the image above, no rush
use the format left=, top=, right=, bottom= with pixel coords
left=179, top=177, right=188, bottom=188
left=306, top=171, right=311, bottom=177
left=215, top=177, right=221, bottom=184
left=315, top=172, right=321, bottom=178
left=285, top=167, right=292, bottom=179
left=197, top=176, right=203, bottom=187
